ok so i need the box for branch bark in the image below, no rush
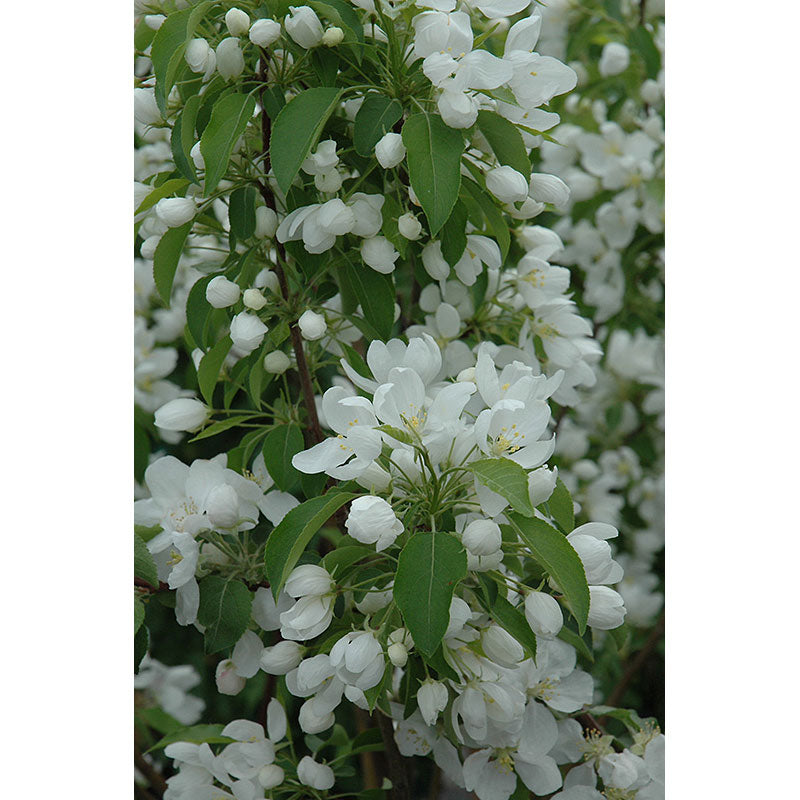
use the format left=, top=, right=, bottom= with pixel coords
left=377, top=712, right=411, bottom=800
left=134, top=744, right=167, bottom=798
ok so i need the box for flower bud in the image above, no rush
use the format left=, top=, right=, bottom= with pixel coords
left=190, top=141, right=204, bottom=170
left=258, top=764, right=285, bottom=790
left=360, top=236, right=399, bottom=274
left=485, top=165, right=529, bottom=203
left=285, top=564, right=333, bottom=598
left=144, top=14, right=166, bottom=30
left=216, top=659, right=246, bottom=695
left=260, top=640, right=304, bottom=674
left=461, top=519, right=501, bottom=556
left=297, top=756, right=335, bottom=790
left=374, top=132, right=406, bottom=169
left=264, top=350, right=291, bottom=374
left=225, top=8, right=251, bottom=36
left=528, top=466, right=558, bottom=507
left=206, top=484, right=240, bottom=529
left=155, top=197, right=196, bottom=228
left=216, top=37, right=245, bottom=81
left=315, top=169, right=343, bottom=193
left=417, top=680, right=448, bottom=726
left=298, top=309, right=327, bottom=340
left=206, top=275, right=241, bottom=308
left=481, top=624, right=524, bottom=668
left=457, top=366, right=475, bottom=382
left=250, top=18, right=282, bottom=47
left=257, top=268, right=281, bottom=294
left=524, top=591, right=563, bottom=639
left=154, top=398, right=209, bottom=432
left=243, top=288, right=267, bottom=310
left=285, top=6, right=324, bottom=49
left=354, top=461, right=392, bottom=493
left=230, top=312, right=268, bottom=353
left=397, top=211, right=422, bottom=240
left=321, top=26, right=345, bottom=46
left=529, top=173, right=571, bottom=209
left=587, top=586, right=626, bottom=630
left=640, top=78, right=662, bottom=105
left=254, top=206, right=278, bottom=239
left=387, top=642, right=408, bottom=667
left=599, top=42, right=630, bottom=77
left=185, top=38, right=211, bottom=73
left=140, top=235, right=161, bottom=260
left=346, top=495, right=403, bottom=551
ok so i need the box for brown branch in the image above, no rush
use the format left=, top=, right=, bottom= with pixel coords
left=355, top=708, right=381, bottom=790
left=134, top=785, right=158, bottom=800
left=134, top=577, right=168, bottom=593
left=134, top=744, right=167, bottom=798
left=377, top=712, right=411, bottom=800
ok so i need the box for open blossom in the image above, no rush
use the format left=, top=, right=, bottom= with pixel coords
left=285, top=6, right=324, bottom=48
left=346, top=495, right=403, bottom=551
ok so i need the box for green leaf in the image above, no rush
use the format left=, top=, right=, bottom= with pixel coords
left=476, top=110, right=531, bottom=180
left=197, top=335, right=233, bottom=407
left=337, top=262, right=395, bottom=340
left=548, top=478, right=575, bottom=532
left=587, top=705, right=651, bottom=734
left=153, top=221, right=193, bottom=304
left=188, top=413, right=260, bottom=442
left=468, top=458, right=535, bottom=517
left=309, top=0, right=365, bottom=47
left=134, top=533, right=159, bottom=588
left=185, top=274, right=216, bottom=349
left=263, top=424, right=304, bottom=492
left=629, top=26, right=661, bottom=79
left=270, top=88, right=343, bottom=194
left=148, top=724, right=234, bottom=753
left=375, top=424, right=413, bottom=445
left=197, top=576, right=253, bottom=654
left=135, top=524, right=163, bottom=543
left=265, top=493, right=359, bottom=597
left=353, top=94, right=403, bottom=157
left=423, top=645, right=459, bottom=682
left=150, top=8, right=192, bottom=115
left=394, top=532, right=467, bottom=658
left=137, top=707, right=182, bottom=736
left=440, top=200, right=468, bottom=267
left=363, top=661, right=392, bottom=711
left=171, top=113, right=195, bottom=182
left=228, top=186, right=257, bottom=240
left=476, top=580, right=537, bottom=661
left=462, top=177, right=510, bottom=262
left=135, top=597, right=145, bottom=635
left=135, top=178, right=190, bottom=216
left=507, top=513, right=590, bottom=635
left=134, top=624, right=149, bottom=673
left=557, top=625, right=594, bottom=662
left=322, top=545, right=375, bottom=577
left=200, top=93, right=257, bottom=196
left=401, top=113, right=463, bottom=236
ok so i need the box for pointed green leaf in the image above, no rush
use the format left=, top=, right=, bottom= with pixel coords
left=188, top=413, right=260, bottom=443
left=353, top=94, right=403, bottom=156
left=153, top=221, right=193, bottom=304
left=200, top=93, right=257, bottom=195
left=440, top=200, right=468, bottom=266
left=468, top=458, right=535, bottom=517
left=148, top=724, right=234, bottom=753
left=136, top=178, right=190, bottom=216
left=476, top=110, right=531, bottom=180
left=135, top=597, right=145, bottom=635
left=197, top=576, right=252, bottom=654
left=262, top=424, right=305, bottom=492
left=337, top=262, right=395, bottom=340
left=228, top=186, right=258, bottom=240
left=197, top=335, right=233, bottom=407
left=134, top=533, right=159, bottom=588
left=548, top=478, right=575, bottom=532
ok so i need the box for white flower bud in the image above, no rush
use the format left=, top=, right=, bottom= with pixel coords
left=250, top=18, right=282, bottom=47
left=485, top=166, right=529, bottom=204
left=315, top=169, right=343, bottom=193
left=397, top=211, right=422, bottom=240
left=257, top=268, right=281, bottom=294
left=264, top=350, right=291, bottom=373
left=230, top=312, right=268, bottom=353
left=481, top=624, right=524, bottom=668
left=529, top=173, right=571, bottom=209
left=155, top=197, right=196, bottom=228
left=216, top=37, right=245, bottom=81
left=374, top=132, right=406, bottom=169
left=321, top=26, right=345, bottom=46
left=417, top=680, right=448, bottom=726
left=587, top=586, right=626, bottom=630
left=297, top=756, right=335, bottom=790
left=524, top=591, right=563, bottom=639
left=258, top=764, right=285, bottom=790
left=346, top=496, right=403, bottom=551
left=185, top=38, right=212, bottom=73
left=216, top=659, right=246, bottom=695
left=206, top=484, right=240, bottom=529
left=140, top=234, right=161, bottom=260
left=206, top=275, right=241, bottom=308
left=191, top=348, right=204, bottom=371
left=190, top=141, right=205, bottom=170
left=640, top=78, right=662, bottom=104
left=360, top=236, right=399, bottom=274
left=298, top=309, right=327, bottom=340
left=388, top=628, right=413, bottom=648
left=154, top=398, right=209, bottom=432
left=354, top=461, right=392, bottom=493
left=285, top=6, right=324, bottom=49
left=387, top=643, right=408, bottom=667
left=243, top=288, right=267, bottom=310
left=225, top=8, right=251, bottom=36
left=254, top=206, right=278, bottom=239
left=528, top=466, right=558, bottom=507
left=260, top=640, right=304, bottom=674
left=599, top=42, right=630, bottom=77
left=285, top=564, right=333, bottom=598
left=144, top=14, right=166, bottom=30
left=457, top=366, right=475, bottom=382
left=461, top=519, right=501, bottom=556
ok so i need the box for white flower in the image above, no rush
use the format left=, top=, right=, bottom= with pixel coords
left=297, top=756, right=335, bottom=790
left=225, top=8, right=251, bottom=36
left=230, top=312, right=268, bottom=353
left=461, top=518, right=501, bottom=556
left=329, top=631, right=385, bottom=689
left=298, top=309, right=327, bottom=340
left=529, top=172, right=570, bottom=208
left=398, top=211, right=423, bottom=240
left=599, top=42, right=630, bottom=77
left=322, top=26, right=344, bottom=46
left=264, top=350, right=291, bottom=373
left=528, top=466, right=558, bottom=506
left=206, top=484, right=240, bottom=529
left=134, top=87, right=161, bottom=125
left=524, top=591, right=563, bottom=638
left=260, top=640, right=304, bottom=674
left=285, top=564, right=334, bottom=597
left=361, top=236, right=399, bottom=274
left=587, top=586, right=626, bottom=630
left=215, top=660, right=246, bottom=695
left=280, top=595, right=335, bottom=640
left=481, top=624, right=524, bottom=667
left=249, top=18, right=282, bottom=47
left=185, top=38, right=212, bottom=73
left=387, top=642, right=408, bottom=667
left=205, top=275, right=241, bottom=308
left=216, top=37, right=245, bottom=80
left=154, top=398, right=209, bottom=432
left=486, top=166, right=529, bottom=204
left=346, top=496, right=403, bottom=551
left=567, top=523, right=623, bottom=584
left=418, top=679, right=448, bottom=725
left=302, top=139, right=339, bottom=175
left=285, top=6, right=324, bottom=49
left=190, top=141, right=205, bottom=170
left=243, top=288, right=267, bottom=310
left=476, top=0, right=531, bottom=18
left=155, top=197, right=196, bottom=228
left=375, top=132, right=406, bottom=168
left=254, top=206, right=278, bottom=238
left=258, top=763, right=285, bottom=789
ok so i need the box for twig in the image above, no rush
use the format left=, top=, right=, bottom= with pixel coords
left=355, top=708, right=381, bottom=790
left=134, top=744, right=167, bottom=798
left=377, top=712, right=411, bottom=800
